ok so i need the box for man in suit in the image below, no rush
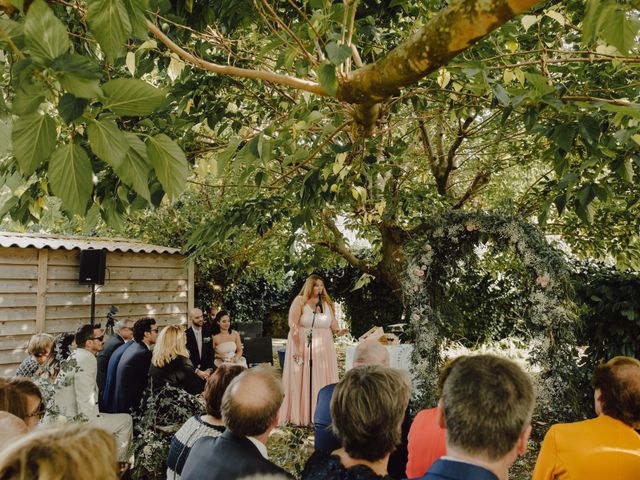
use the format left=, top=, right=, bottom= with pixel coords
left=97, top=318, right=133, bottom=408
left=113, top=317, right=158, bottom=414
left=102, top=338, right=134, bottom=413
left=313, top=341, right=410, bottom=479
left=63, top=324, right=133, bottom=461
left=532, top=356, right=640, bottom=480
left=185, top=308, right=214, bottom=379
left=181, top=366, right=294, bottom=480
left=416, top=354, right=534, bottom=480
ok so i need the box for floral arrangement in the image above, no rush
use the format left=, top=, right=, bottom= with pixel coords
left=404, top=211, right=584, bottom=424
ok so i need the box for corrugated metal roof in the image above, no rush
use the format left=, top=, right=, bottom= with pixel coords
left=0, top=231, right=183, bottom=255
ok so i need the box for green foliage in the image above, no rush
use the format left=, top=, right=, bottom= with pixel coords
left=48, top=142, right=93, bottom=214
left=574, top=262, right=640, bottom=365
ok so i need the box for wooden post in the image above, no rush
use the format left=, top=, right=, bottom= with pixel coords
left=35, top=248, right=48, bottom=333
left=187, top=258, right=195, bottom=313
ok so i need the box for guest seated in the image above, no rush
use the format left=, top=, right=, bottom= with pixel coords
left=181, top=366, right=293, bottom=480
left=167, top=364, right=246, bottom=479
left=3, top=377, right=44, bottom=430
left=149, top=324, right=205, bottom=395
left=314, top=341, right=412, bottom=479
left=40, top=332, right=74, bottom=379
left=113, top=317, right=158, bottom=414
left=532, top=356, right=640, bottom=480
left=97, top=318, right=133, bottom=407
left=405, top=359, right=453, bottom=477
left=185, top=308, right=214, bottom=378
left=303, top=365, right=411, bottom=480
left=0, top=423, right=118, bottom=480
left=15, top=333, right=53, bottom=378
left=416, top=354, right=534, bottom=480
left=212, top=311, right=248, bottom=368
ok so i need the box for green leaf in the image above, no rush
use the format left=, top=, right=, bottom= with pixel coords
left=318, top=62, right=338, bottom=97
left=50, top=54, right=103, bottom=99
left=102, top=78, right=166, bottom=116
left=0, top=118, right=12, bottom=157
left=551, top=123, right=577, bottom=152
left=87, top=118, right=129, bottom=168
left=122, top=0, right=149, bottom=39
left=492, top=84, right=510, bottom=106
left=87, top=0, right=131, bottom=61
left=83, top=204, right=102, bottom=234
left=0, top=18, right=25, bottom=50
left=58, top=93, right=89, bottom=124
left=115, top=133, right=151, bottom=201
left=525, top=72, right=555, bottom=96
left=24, top=0, right=70, bottom=63
left=601, top=9, right=640, bottom=55
left=326, top=42, right=352, bottom=66
left=11, top=113, right=57, bottom=176
left=48, top=142, right=93, bottom=214
left=615, top=157, right=634, bottom=182
left=582, top=0, right=608, bottom=44
left=146, top=134, right=188, bottom=200
left=12, top=81, right=45, bottom=115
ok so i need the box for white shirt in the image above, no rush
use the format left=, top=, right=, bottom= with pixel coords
left=192, top=326, right=203, bottom=357
left=247, top=436, right=268, bottom=459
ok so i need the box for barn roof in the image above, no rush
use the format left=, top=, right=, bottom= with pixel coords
left=0, top=231, right=182, bottom=255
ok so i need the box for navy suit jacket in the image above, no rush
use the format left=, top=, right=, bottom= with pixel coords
left=185, top=326, right=214, bottom=371
left=181, top=430, right=293, bottom=480
left=415, top=458, right=499, bottom=480
left=113, top=341, right=152, bottom=414
left=102, top=340, right=133, bottom=413
left=313, top=382, right=411, bottom=480
left=96, top=334, right=124, bottom=401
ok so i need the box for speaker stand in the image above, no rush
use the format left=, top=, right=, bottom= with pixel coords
left=90, top=283, right=96, bottom=326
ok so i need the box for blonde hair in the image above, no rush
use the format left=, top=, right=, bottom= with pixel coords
left=27, top=334, right=53, bottom=358
left=298, top=274, right=335, bottom=318
left=151, top=324, right=189, bottom=368
left=0, top=423, right=117, bottom=480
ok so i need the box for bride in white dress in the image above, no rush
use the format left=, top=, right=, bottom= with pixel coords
left=212, top=311, right=248, bottom=368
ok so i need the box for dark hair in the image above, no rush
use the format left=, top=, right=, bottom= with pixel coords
left=442, top=354, right=534, bottom=461
left=592, top=356, right=640, bottom=427
left=0, top=378, right=27, bottom=421
left=133, top=317, right=156, bottom=343
left=75, top=324, right=101, bottom=349
left=212, top=311, right=233, bottom=335
left=204, top=364, right=245, bottom=418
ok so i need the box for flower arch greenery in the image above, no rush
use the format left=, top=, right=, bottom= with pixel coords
left=405, top=210, right=585, bottom=424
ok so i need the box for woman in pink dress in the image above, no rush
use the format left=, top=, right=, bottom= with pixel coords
left=280, top=274, right=347, bottom=426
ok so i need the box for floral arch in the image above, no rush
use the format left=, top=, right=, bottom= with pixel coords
left=405, top=211, right=584, bottom=423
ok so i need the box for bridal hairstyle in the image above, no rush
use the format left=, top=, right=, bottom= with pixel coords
left=152, top=324, right=190, bottom=368
left=0, top=423, right=118, bottom=480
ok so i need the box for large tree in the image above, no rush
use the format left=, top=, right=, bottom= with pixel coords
left=0, top=0, right=638, bottom=298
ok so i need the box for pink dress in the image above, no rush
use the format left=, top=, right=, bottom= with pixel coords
left=279, top=296, right=339, bottom=426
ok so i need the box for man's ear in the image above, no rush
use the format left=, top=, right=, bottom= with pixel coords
left=436, top=398, right=446, bottom=429
left=516, top=423, right=532, bottom=456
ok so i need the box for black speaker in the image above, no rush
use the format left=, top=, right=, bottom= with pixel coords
left=79, top=249, right=106, bottom=285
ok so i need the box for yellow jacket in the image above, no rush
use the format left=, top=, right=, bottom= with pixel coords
left=531, top=415, right=640, bottom=480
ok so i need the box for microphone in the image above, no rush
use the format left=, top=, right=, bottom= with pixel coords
left=316, top=290, right=323, bottom=314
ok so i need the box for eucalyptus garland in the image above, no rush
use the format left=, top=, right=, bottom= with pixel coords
left=405, top=211, right=584, bottom=423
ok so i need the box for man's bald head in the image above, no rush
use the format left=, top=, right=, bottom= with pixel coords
left=189, top=308, right=204, bottom=327
left=221, top=366, right=284, bottom=436
left=353, top=340, right=390, bottom=367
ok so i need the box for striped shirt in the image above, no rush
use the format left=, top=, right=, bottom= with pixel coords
left=166, top=414, right=225, bottom=479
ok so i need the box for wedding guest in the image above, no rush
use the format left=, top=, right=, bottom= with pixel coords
left=532, top=356, right=640, bottom=480
left=15, top=333, right=53, bottom=377
left=4, top=377, right=44, bottom=430
left=186, top=308, right=214, bottom=378
left=416, top=354, right=534, bottom=480
left=182, top=366, right=293, bottom=480
left=212, top=311, right=248, bottom=368
left=97, top=318, right=133, bottom=406
left=303, top=365, right=411, bottom=480
left=280, top=274, right=347, bottom=426
left=0, top=423, right=118, bottom=480
left=167, top=364, right=246, bottom=479
left=149, top=324, right=205, bottom=395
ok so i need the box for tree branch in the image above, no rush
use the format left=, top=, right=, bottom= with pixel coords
left=316, top=216, right=376, bottom=275
left=452, top=171, right=491, bottom=209
left=146, top=19, right=328, bottom=97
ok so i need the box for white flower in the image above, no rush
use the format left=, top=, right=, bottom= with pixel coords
left=536, top=274, right=551, bottom=288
